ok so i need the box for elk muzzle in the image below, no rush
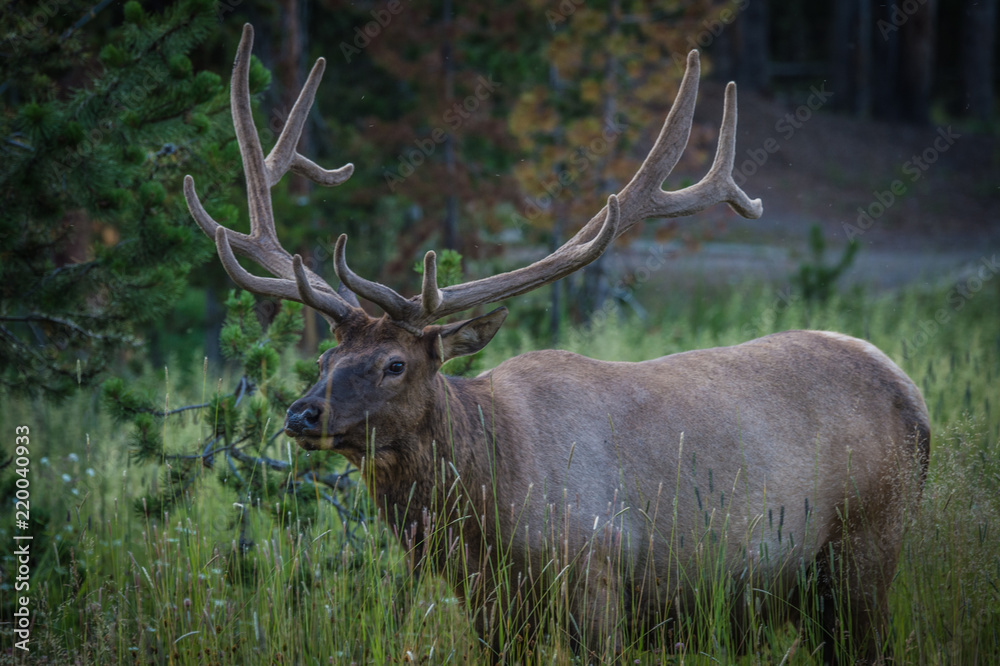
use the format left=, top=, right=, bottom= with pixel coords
left=285, top=400, right=322, bottom=437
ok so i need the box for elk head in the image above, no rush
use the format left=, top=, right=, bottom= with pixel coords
left=184, top=24, right=762, bottom=461
left=282, top=308, right=509, bottom=455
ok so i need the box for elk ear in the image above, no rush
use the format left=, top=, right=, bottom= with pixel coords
left=434, top=307, right=508, bottom=362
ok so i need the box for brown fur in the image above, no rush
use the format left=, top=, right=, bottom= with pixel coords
left=287, top=318, right=930, bottom=663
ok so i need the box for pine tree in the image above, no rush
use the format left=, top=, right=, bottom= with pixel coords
left=0, top=0, right=249, bottom=399
left=101, top=291, right=363, bottom=558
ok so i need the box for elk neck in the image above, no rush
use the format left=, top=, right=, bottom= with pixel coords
left=362, top=369, right=516, bottom=556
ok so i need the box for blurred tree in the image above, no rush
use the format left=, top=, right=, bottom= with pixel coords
left=271, top=0, right=326, bottom=351
left=712, top=0, right=769, bottom=92
left=318, top=0, right=528, bottom=297
left=793, top=224, right=859, bottom=304
left=962, top=0, right=997, bottom=124
left=0, top=0, right=247, bottom=399
left=739, top=0, right=999, bottom=125
left=507, top=0, right=716, bottom=331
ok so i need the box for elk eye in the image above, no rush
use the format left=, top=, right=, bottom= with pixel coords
left=386, top=360, right=405, bottom=375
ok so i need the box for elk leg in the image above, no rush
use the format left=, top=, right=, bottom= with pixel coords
left=570, top=550, right=625, bottom=663
left=815, top=517, right=897, bottom=665
left=842, top=539, right=894, bottom=665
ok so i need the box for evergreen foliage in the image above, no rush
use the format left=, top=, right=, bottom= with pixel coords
left=0, top=0, right=248, bottom=399
left=413, top=248, right=464, bottom=288
left=793, top=223, right=860, bottom=303
left=100, top=291, right=361, bottom=553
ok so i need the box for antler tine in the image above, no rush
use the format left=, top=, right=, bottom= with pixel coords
left=213, top=227, right=303, bottom=302
left=632, top=81, right=762, bottom=220
left=230, top=24, right=279, bottom=246
left=333, top=235, right=420, bottom=324
left=292, top=254, right=357, bottom=318
left=184, top=175, right=221, bottom=239
left=624, top=50, right=703, bottom=201
left=290, top=154, right=355, bottom=186
left=703, top=82, right=763, bottom=218
left=265, top=56, right=325, bottom=186
left=411, top=194, right=621, bottom=325
left=382, top=50, right=760, bottom=327
left=212, top=228, right=356, bottom=325
left=183, top=23, right=360, bottom=327
left=264, top=55, right=356, bottom=188
left=421, top=251, right=443, bottom=315
left=626, top=52, right=762, bottom=221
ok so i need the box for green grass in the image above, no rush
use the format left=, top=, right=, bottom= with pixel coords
left=1, top=279, right=998, bottom=664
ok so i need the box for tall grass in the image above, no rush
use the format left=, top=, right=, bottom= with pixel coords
left=1, top=279, right=998, bottom=664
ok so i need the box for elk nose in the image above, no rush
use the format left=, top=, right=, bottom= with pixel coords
left=285, top=402, right=321, bottom=435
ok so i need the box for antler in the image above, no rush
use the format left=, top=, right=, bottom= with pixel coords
left=183, top=24, right=360, bottom=327
left=336, top=49, right=761, bottom=329
left=188, top=32, right=759, bottom=334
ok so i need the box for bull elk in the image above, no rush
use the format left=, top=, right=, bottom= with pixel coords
left=185, top=24, right=930, bottom=664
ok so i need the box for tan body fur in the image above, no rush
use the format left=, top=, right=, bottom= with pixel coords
left=329, top=328, right=929, bottom=660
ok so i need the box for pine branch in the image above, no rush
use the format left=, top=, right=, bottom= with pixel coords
left=0, top=315, right=120, bottom=342
left=226, top=452, right=247, bottom=490
left=301, top=469, right=357, bottom=494
left=299, top=470, right=362, bottom=532
left=60, top=0, right=117, bottom=43
left=229, top=444, right=290, bottom=472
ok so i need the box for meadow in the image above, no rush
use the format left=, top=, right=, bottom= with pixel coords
left=1, top=275, right=998, bottom=665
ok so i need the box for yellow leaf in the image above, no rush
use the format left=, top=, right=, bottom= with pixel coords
left=547, top=34, right=582, bottom=78
left=580, top=79, right=601, bottom=105
left=573, top=8, right=605, bottom=35
left=565, top=117, right=601, bottom=148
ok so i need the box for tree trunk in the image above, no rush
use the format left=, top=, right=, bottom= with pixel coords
left=442, top=0, right=459, bottom=251
left=856, top=0, right=872, bottom=117
left=735, top=0, right=770, bottom=92
left=276, top=0, right=322, bottom=351
left=962, top=0, right=997, bottom=122
left=871, top=2, right=901, bottom=120
left=829, top=0, right=859, bottom=114
left=898, top=0, right=936, bottom=123
left=549, top=214, right=563, bottom=343
left=277, top=0, right=309, bottom=165
left=580, top=0, right=620, bottom=322
left=204, top=283, right=222, bottom=365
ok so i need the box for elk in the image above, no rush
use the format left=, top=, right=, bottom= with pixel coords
left=185, top=24, right=930, bottom=664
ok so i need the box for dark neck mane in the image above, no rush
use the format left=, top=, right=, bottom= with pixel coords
left=362, top=372, right=505, bottom=567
